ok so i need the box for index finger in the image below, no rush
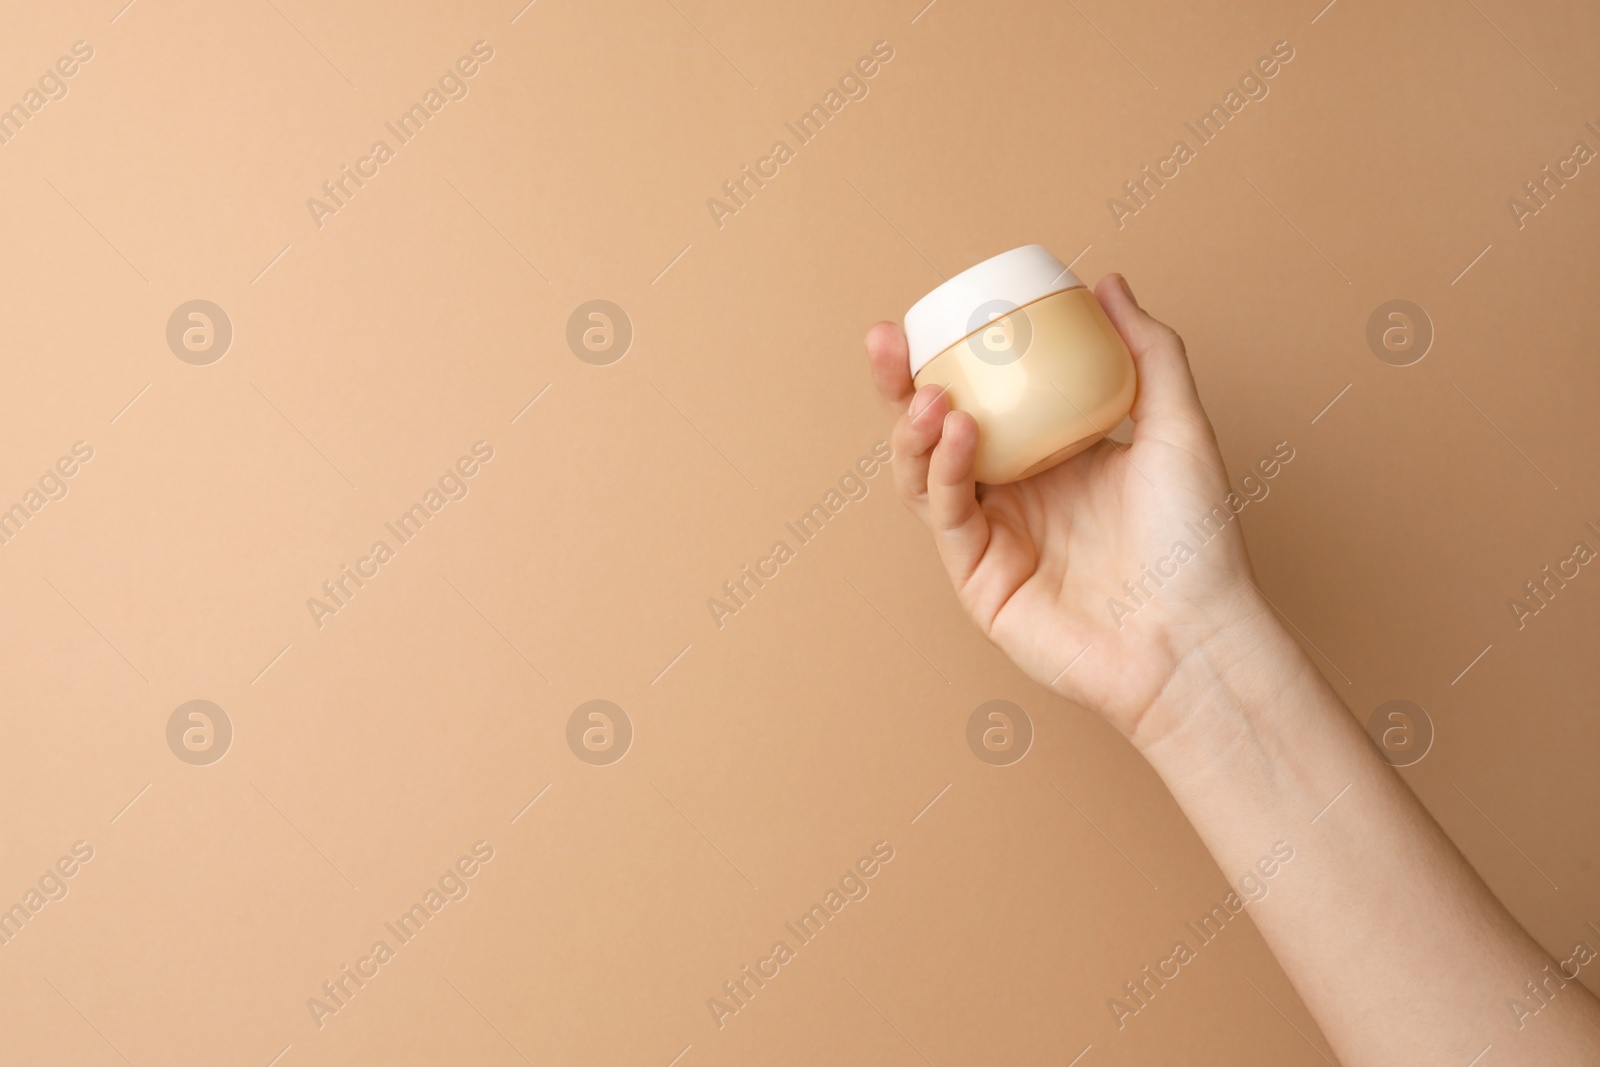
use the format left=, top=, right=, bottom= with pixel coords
left=865, top=321, right=915, bottom=410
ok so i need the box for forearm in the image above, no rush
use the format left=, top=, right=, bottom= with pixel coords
left=1135, top=598, right=1600, bottom=1067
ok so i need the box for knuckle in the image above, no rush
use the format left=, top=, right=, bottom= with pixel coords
left=1152, top=322, right=1185, bottom=354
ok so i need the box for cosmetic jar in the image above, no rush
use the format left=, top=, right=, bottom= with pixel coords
left=903, top=245, right=1137, bottom=484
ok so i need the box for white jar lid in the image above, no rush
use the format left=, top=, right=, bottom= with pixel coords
left=903, top=245, right=1082, bottom=377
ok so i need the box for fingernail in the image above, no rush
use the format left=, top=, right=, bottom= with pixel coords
left=910, top=385, right=945, bottom=421
left=1116, top=274, right=1138, bottom=306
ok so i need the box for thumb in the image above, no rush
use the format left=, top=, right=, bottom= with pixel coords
left=1094, top=274, right=1207, bottom=433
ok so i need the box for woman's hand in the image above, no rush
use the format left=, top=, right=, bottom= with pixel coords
left=872, top=272, right=1600, bottom=1067
left=865, top=274, right=1274, bottom=744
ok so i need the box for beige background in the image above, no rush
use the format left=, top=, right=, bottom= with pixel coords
left=1, top=0, right=1597, bottom=1063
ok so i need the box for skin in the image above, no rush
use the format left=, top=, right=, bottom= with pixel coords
left=866, top=274, right=1600, bottom=1066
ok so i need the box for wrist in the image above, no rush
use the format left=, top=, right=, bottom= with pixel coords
left=1128, top=590, right=1371, bottom=841
left=1128, top=587, right=1301, bottom=759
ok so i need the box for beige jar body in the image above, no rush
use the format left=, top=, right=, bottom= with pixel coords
left=911, top=286, right=1136, bottom=484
